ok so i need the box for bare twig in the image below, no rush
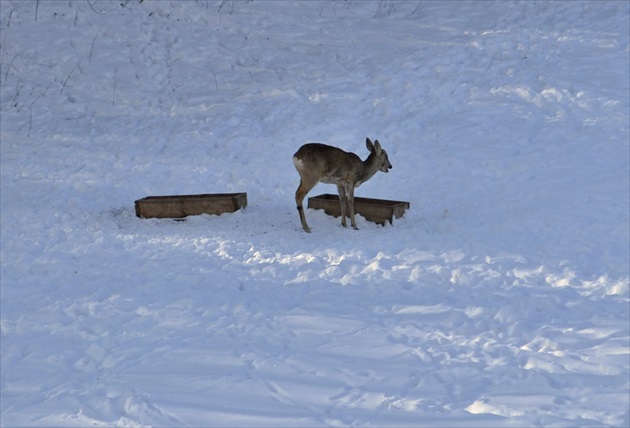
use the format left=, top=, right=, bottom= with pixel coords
left=89, top=32, right=99, bottom=62
left=411, top=0, right=424, bottom=16
left=17, top=86, right=35, bottom=112
left=218, top=0, right=234, bottom=15
left=7, top=8, right=14, bottom=27
left=86, top=0, right=105, bottom=15
left=60, top=64, right=78, bottom=95
left=374, top=0, right=396, bottom=18
left=209, top=64, right=218, bottom=90
left=27, top=80, right=54, bottom=110
left=19, top=110, right=33, bottom=137
left=35, top=0, right=40, bottom=21
left=10, top=81, right=23, bottom=109
left=4, top=48, right=23, bottom=80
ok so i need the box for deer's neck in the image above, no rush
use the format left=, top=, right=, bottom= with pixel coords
left=356, top=153, right=379, bottom=185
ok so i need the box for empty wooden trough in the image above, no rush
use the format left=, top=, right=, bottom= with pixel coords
left=135, top=192, right=247, bottom=219
left=307, top=193, right=409, bottom=226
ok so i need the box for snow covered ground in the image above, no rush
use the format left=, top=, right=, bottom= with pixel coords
left=1, top=0, right=629, bottom=426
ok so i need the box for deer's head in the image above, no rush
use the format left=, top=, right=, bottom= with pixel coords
left=366, top=138, right=392, bottom=173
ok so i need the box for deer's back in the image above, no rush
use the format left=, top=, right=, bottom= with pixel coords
left=294, top=143, right=361, bottom=167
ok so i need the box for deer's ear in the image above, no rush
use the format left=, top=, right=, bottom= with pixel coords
left=373, top=140, right=381, bottom=152
left=366, top=138, right=374, bottom=152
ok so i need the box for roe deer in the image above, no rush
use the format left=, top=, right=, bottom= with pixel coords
left=293, top=138, right=392, bottom=233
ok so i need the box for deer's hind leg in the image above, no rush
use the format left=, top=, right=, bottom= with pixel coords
left=295, top=177, right=317, bottom=233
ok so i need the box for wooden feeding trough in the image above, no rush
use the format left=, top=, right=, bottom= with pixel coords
left=135, top=193, right=247, bottom=219
left=307, top=193, right=409, bottom=226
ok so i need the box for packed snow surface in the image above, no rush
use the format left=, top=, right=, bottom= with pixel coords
left=1, top=1, right=629, bottom=426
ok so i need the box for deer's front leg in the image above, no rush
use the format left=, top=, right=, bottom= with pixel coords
left=347, top=185, right=359, bottom=230
left=337, top=184, right=348, bottom=228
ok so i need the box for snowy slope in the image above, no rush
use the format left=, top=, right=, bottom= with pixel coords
left=1, top=1, right=629, bottom=426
